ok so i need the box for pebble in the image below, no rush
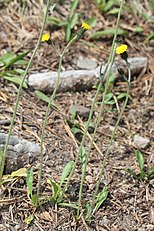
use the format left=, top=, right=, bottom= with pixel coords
left=69, top=105, right=90, bottom=119
left=77, top=56, right=97, bottom=70
left=85, top=175, right=93, bottom=184
left=133, top=134, right=150, bottom=148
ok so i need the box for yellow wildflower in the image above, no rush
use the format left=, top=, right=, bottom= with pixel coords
left=41, top=33, right=50, bottom=42
left=81, top=22, right=91, bottom=30
left=116, top=44, right=128, bottom=54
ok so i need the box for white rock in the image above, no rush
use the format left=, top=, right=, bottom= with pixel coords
left=77, top=56, right=98, bottom=70
left=133, top=134, right=150, bottom=148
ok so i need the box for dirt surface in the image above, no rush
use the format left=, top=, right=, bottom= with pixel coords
left=0, top=1, right=154, bottom=231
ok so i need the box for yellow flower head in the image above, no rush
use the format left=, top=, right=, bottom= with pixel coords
left=116, top=44, right=128, bottom=54
left=41, top=33, right=50, bottom=42
left=81, top=22, right=91, bottom=30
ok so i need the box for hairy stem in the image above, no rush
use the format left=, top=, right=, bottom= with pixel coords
left=0, top=0, right=54, bottom=183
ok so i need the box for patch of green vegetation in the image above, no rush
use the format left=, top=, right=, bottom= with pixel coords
left=127, top=150, right=154, bottom=181
left=0, top=51, right=29, bottom=88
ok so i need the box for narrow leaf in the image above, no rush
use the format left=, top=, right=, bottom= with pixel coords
left=70, top=13, right=78, bottom=29
left=26, top=168, right=33, bottom=197
left=136, top=150, right=144, bottom=172
left=79, top=145, right=86, bottom=169
left=94, top=185, right=108, bottom=212
left=10, top=168, right=27, bottom=177
left=59, top=202, right=78, bottom=209
left=3, top=75, right=28, bottom=89
left=90, top=28, right=127, bottom=39
left=47, top=179, right=60, bottom=200
left=60, top=161, right=74, bottom=186
left=25, top=214, right=34, bottom=225
left=31, top=195, right=39, bottom=207
left=66, top=23, right=71, bottom=42
left=87, top=17, right=97, bottom=27
left=147, top=165, right=154, bottom=178
left=117, top=92, right=127, bottom=100
left=70, top=0, right=79, bottom=13
left=35, top=90, right=50, bottom=103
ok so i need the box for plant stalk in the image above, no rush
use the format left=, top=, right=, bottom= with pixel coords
left=0, top=0, right=54, bottom=183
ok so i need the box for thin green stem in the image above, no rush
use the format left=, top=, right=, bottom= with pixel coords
left=90, top=60, right=131, bottom=217
left=0, top=0, right=54, bottom=183
left=36, top=34, right=78, bottom=198
left=78, top=0, right=125, bottom=218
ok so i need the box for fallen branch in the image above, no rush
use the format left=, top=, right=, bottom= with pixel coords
left=0, top=133, right=40, bottom=174
left=28, top=57, right=147, bottom=93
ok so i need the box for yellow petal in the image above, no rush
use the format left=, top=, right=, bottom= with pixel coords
left=41, top=33, right=50, bottom=42
left=81, top=22, right=91, bottom=30
left=116, top=44, right=128, bottom=54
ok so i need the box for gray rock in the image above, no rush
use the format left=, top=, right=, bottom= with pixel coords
left=133, top=134, right=150, bottom=148
left=77, top=56, right=98, bottom=70
left=0, top=133, right=40, bottom=174
left=69, top=105, right=90, bottom=119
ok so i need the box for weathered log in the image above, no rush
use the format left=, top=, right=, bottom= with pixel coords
left=0, top=133, right=40, bottom=174
left=28, top=57, right=147, bottom=94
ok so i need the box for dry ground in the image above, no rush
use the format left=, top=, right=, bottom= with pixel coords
left=0, top=1, right=154, bottom=230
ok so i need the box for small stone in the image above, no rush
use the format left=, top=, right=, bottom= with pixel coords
left=133, top=134, right=150, bottom=148
left=85, top=175, right=93, bottom=183
left=77, top=56, right=97, bottom=70
left=69, top=105, right=90, bottom=119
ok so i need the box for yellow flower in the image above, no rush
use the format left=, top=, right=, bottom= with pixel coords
left=116, top=44, right=128, bottom=54
left=81, top=22, right=91, bottom=30
left=41, top=33, right=50, bottom=42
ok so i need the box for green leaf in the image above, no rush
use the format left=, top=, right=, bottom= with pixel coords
left=94, top=185, right=108, bottom=212
left=147, top=165, right=154, bottom=178
left=117, top=92, right=127, bottom=100
left=134, top=26, right=144, bottom=33
left=104, top=0, right=115, bottom=12
left=71, top=126, right=81, bottom=134
left=35, top=90, right=59, bottom=109
left=0, top=52, right=16, bottom=66
left=25, top=214, right=34, bottom=225
left=35, top=90, right=50, bottom=103
left=59, top=202, right=78, bottom=209
left=70, top=0, right=79, bottom=13
left=14, top=60, right=28, bottom=65
left=104, top=99, right=116, bottom=105
left=26, top=168, right=33, bottom=197
left=14, top=68, right=25, bottom=74
left=10, top=168, right=27, bottom=178
left=59, top=20, right=68, bottom=27
left=2, top=50, right=29, bottom=68
left=70, top=106, right=78, bottom=119
left=50, top=196, right=56, bottom=205
left=84, top=121, right=95, bottom=129
left=145, top=32, right=154, bottom=43
left=31, top=195, right=39, bottom=207
left=87, top=17, right=97, bottom=27
left=90, top=28, right=127, bottom=39
left=66, top=23, right=71, bottom=42
left=109, top=72, right=116, bottom=83
left=136, top=150, right=144, bottom=172
left=48, top=16, right=61, bottom=25
left=107, top=8, right=120, bottom=14
left=70, top=13, right=78, bottom=29
left=104, top=92, right=113, bottom=103
left=2, top=75, right=28, bottom=89
left=60, top=161, right=74, bottom=186
left=85, top=202, right=92, bottom=221
left=47, top=179, right=60, bottom=200
left=79, top=145, right=86, bottom=169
